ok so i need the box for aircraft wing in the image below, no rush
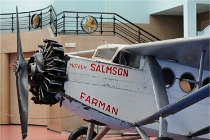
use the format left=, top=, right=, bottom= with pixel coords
left=65, top=49, right=95, bottom=58
left=136, top=84, right=210, bottom=125
left=123, top=36, right=210, bottom=70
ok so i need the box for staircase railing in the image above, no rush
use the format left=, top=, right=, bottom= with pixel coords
left=56, top=11, right=160, bottom=43
left=0, top=5, right=56, bottom=34
left=0, top=5, right=160, bottom=43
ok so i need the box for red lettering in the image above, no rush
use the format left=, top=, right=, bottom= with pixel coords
left=70, top=63, right=74, bottom=68
left=101, top=65, right=105, bottom=73
left=90, top=63, right=96, bottom=71
left=90, top=63, right=128, bottom=78
left=123, top=69, right=128, bottom=77
left=98, top=101, right=106, bottom=110
left=85, top=96, right=91, bottom=104
left=96, top=64, right=101, bottom=72
left=80, top=92, right=119, bottom=115
left=105, top=105, right=111, bottom=112
left=92, top=98, right=98, bottom=106
left=118, top=68, right=123, bottom=76
left=112, top=107, right=118, bottom=115
left=70, top=63, right=87, bottom=70
left=113, top=67, right=117, bottom=75
left=80, top=92, right=86, bottom=99
left=106, top=66, right=112, bottom=74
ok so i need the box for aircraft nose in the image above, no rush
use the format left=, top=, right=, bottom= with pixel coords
left=28, top=39, right=69, bottom=105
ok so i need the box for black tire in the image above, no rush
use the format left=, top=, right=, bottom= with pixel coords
left=155, top=137, right=174, bottom=140
left=68, top=127, right=97, bottom=140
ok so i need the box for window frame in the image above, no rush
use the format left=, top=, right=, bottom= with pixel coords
left=162, top=67, right=175, bottom=88
left=202, top=77, right=210, bottom=87
left=112, top=50, right=140, bottom=69
left=179, top=72, right=196, bottom=93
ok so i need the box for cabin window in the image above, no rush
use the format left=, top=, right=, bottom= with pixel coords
left=113, top=51, right=140, bottom=68
left=202, top=77, right=210, bottom=87
left=162, top=68, right=175, bottom=88
left=179, top=73, right=196, bottom=92
left=95, top=47, right=118, bottom=60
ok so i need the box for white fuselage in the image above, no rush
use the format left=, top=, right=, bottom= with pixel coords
left=56, top=55, right=209, bottom=140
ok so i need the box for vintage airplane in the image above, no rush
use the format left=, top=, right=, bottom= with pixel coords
left=13, top=7, right=210, bottom=140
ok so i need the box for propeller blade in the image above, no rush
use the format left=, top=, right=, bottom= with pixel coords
left=15, top=6, right=29, bottom=139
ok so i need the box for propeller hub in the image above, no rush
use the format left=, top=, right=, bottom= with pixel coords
left=10, top=61, right=20, bottom=73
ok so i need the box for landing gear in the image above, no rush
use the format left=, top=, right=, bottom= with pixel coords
left=68, top=127, right=97, bottom=140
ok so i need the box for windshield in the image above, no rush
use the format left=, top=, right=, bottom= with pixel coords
left=113, top=51, right=140, bottom=68
left=95, top=48, right=118, bottom=60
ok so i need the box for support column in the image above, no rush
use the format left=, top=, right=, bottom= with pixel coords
left=0, top=53, right=10, bottom=124
left=184, top=1, right=197, bottom=37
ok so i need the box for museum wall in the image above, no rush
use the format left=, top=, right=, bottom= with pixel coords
left=54, top=1, right=150, bottom=24
left=149, top=0, right=184, bottom=15
left=133, top=15, right=184, bottom=40
left=140, top=12, right=209, bottom=39
left=0, top=0, right=54, bottom=13
left=0, top=53, right=9, bottom=124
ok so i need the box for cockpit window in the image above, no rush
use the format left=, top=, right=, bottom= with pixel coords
left=95, top=48, right=118, bottom=60
left=113, top=51, right=140, bottom=68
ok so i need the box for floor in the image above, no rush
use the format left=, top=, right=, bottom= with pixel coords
left=0, top=125, right=157, bottom=140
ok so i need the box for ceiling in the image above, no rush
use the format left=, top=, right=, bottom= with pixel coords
left=152, top=4, right=210, bottom=16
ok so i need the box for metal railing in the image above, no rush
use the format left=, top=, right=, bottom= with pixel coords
left=0, top=5, right=160, bottom=43
left=0, top=5, right=56, bottom=34
left=56, top=11, right=160, bottom=43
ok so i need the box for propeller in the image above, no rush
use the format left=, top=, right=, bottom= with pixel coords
left=13, top=7, right=66, bottom=139
left=15, top=6, right=29, bottom=139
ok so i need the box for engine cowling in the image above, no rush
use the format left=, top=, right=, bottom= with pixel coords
left=28, top=39, right=69, bottom=105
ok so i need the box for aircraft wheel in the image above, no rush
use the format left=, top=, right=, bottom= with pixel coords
left=68, top=127, right=97, bottom=140
left=155, top=137, right=174, bottom=140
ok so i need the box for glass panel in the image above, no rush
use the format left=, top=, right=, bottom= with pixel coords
left=95, top=48, right=118, bottom=60
left=113, top=51, right=140, bottom=68
left=162, top=68, right=175, bottom=88
left=179, top=73, right=196, bottom=92
left=202, top=77, right=210, bottom=87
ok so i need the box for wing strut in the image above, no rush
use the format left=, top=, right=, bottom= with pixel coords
left=197, top=51, right=206, bottom=89
left=189, top=126, right=210, bottom=138
left=147, top=56, right=169, bottom=137
left=147, top=56, right=169, bottom=109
